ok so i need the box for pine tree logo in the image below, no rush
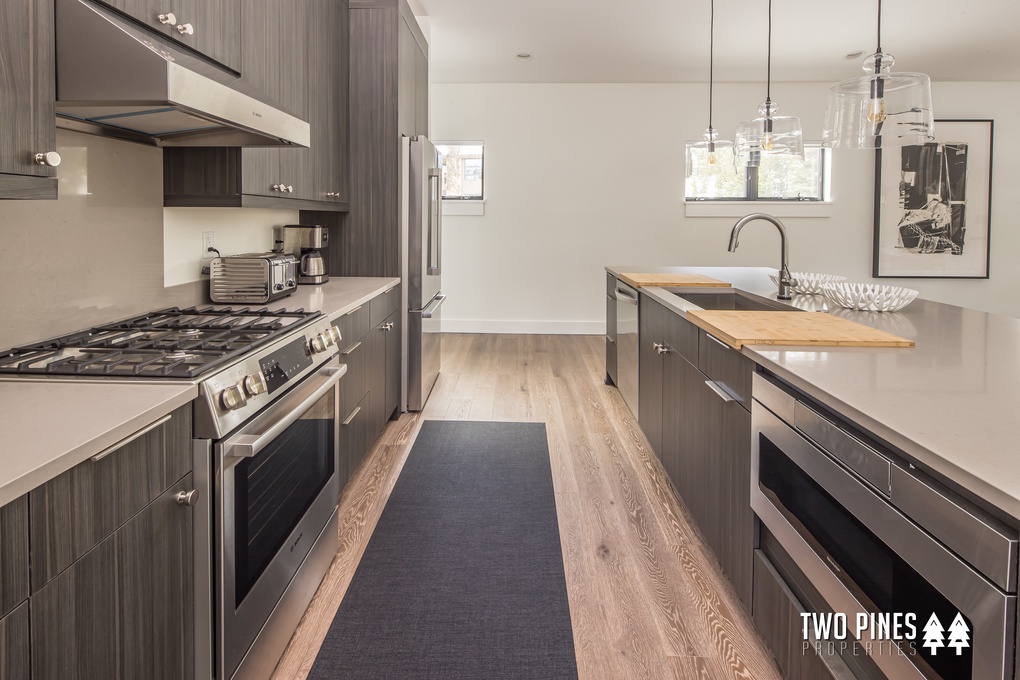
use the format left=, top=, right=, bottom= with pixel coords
left=947, top=613, right=970, bottom=654
left=922, top=613, right=945, bottom=655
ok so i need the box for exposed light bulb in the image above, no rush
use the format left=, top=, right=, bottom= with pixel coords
left=707, top=151, right=718, bottom=165
left=707, top=140, right=717, bottom=165
left=867, top=97, right=887, bottom=123
left=761, top=132, right=775, bottom=151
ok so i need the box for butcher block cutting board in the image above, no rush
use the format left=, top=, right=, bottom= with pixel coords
left=617, top=273, right=731, bottom=288
left=684, top=310, right=915, bottom=350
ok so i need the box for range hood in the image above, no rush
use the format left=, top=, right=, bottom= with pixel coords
left=54, top=0, right=310, bottom=148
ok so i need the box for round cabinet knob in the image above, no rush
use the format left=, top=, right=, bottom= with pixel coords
left=175, top=489, right=199, bottom=506
left=34, top=151, right=61, bottom=167
left=272, top=184, right=282, bottom=192
left=243, top=371, right=268, bottom=396
left=285, top=185, right=294, bottom=193
left=158, top=12, right=177, bottom=25
left=220, top=384, right=248, bottom=411
left=176, top=22, right=194, bottom=35
left=310, top=335, right=327, bottom=353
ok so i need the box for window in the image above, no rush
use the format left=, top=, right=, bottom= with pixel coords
left=685, top=143, right=830, bottom=202
left=436, top=142, right=484, bottom=200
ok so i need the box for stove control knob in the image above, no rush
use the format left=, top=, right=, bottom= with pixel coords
left=310, top=334, right=328, bottom=353
left=244, top=371, right=268, bottom=396
left=220, top=384, right=248, bottom=411
left=327, top=325, right=342, bottom=345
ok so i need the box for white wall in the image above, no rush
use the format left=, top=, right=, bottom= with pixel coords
left=431, top=82, right=1020, bottom=332
left=163, top=207, right=299, bottom=286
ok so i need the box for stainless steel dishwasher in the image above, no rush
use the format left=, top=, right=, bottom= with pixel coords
left=614, top=280, right=640, bottom=419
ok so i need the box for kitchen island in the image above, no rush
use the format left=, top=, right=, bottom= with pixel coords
left=609, top=265, right=1020, bottom=523
left=608, top=264, right=1019, bottom=680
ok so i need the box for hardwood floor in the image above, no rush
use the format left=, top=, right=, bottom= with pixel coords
left=270, top=334, right=782, bottom=680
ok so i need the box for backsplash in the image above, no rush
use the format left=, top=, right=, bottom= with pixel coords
left=0, top=129, right=298, bottom=349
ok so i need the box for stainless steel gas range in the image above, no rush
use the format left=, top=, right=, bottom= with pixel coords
left=0, top=305, right=347, bottom=680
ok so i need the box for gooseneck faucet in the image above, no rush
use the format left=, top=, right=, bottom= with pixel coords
left=728, top=212, right=797, bottom=300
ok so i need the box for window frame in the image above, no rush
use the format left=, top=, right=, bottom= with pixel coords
left=684, top=143, right=831, bottom=203
left=435, top=140, right=485, bottom=201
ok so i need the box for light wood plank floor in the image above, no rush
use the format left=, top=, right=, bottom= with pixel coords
left=271, top=334, right=782, bottom=680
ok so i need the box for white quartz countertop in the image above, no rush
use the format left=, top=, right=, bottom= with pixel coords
left=0, top=277, right=400, bottom=509
left=609, top=265, right=1020, bottom=523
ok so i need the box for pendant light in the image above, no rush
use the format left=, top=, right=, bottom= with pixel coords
left=822, top=0, right=934, bottom=149
left=734, top=0, right=803, bottom=167
left=686, top=0, right=734, bottom=177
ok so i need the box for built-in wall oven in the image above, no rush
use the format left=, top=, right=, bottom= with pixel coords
left=751, top=372, right=1017, bottom=680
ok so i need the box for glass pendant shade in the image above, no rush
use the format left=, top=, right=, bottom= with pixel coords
left=686, top=127, right=735, bottom=177
left=735, top=100, right=804, bottom=168
left=823, top=51, right=934, bottom=149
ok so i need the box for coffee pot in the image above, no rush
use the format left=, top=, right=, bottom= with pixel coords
left=274, top=225, right=329, bottom=285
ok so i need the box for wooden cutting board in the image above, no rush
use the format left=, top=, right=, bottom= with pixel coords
left=685, top=310, right=915, bottom=349
left=617, top=273, right=731, bottom=288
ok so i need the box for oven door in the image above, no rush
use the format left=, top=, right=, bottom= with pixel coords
left=216, top=360, right=343, bottom=679
left=751, top=398, right=1016, bottom=680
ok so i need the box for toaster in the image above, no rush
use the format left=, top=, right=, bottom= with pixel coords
left=209, top=253, right=298, bottom=304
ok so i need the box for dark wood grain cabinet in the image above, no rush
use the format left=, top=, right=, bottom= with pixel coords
left=98, top=0, right=241, bottom=70
left=26, top=405, right=196, bottom=680
left=32, top=474, right=196, bottom=680
left=0, top=496, right=29, bottom=620
left=313, top=0, right=429, bottom=278
left=164, top=0, right=350, bottom=211
left=638, top=293, right=753, bottom=607
left=0, top=602, right=29, bottom=680
left=0, top=0, right=57, bottom=200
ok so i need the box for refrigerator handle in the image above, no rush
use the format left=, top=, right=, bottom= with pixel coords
left=427, top=167, right=442, bottom=275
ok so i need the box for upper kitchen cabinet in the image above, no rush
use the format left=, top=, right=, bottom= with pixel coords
left=96, top=0, right=241, bottom=71
left=314, top=0, right=428, bottom=277
left=0, top=0, right=57, bottom=200
left=163, top=0, right=350, bottom=210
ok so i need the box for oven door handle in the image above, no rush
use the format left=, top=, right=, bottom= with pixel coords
left=230, top=365, right=346, bottom=458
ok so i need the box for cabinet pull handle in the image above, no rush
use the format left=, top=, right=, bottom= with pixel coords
left=705, top=333, right=730, bottom=349
left=341, top=340, right=362, bottom=356
left=656, top=344, right=670, bottom=355
left=704, top=380, right=736, bottom=403
left=176, top=489, right=199, bottom=506
left=176, top=22, right=194, bottom=35
left=341, top=406, right=362, bottom=426
left=158, top=12, right=177, bottom=25
left=382, top=322, right=394, bottom=331
left=91, top=414, right=172, bottom=463
left=343, top=305, right=362, bottom=316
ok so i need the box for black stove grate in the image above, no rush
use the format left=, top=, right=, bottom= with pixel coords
left=0, top=306, right=320, bottom=379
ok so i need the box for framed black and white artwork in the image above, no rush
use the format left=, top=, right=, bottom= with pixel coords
left=873, top=119, right=993, bottom=278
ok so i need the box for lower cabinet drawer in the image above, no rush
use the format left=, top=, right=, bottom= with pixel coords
left=340, top=392, right=371, bottom=487
left=751, top=550, right=852, bottom=680
left=30, top=404, right=192, bottom=591
left=0, top=601, right=29, bottom=680
left=340, top=337, right=367, bottom=420
left=337, top=303, right=370, bottom=348
left=369, top=283, right=400, bottom=328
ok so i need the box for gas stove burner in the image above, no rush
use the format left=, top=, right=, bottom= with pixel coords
left=0, top=305, right=323, bottom=379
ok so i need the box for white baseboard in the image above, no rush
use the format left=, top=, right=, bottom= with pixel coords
left=441, top=319, right=606, bottom=335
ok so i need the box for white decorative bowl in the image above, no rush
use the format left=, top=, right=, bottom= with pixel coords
left=769, top=272, right=847, bottom=296
left=820, top=282, right=919, bottom=312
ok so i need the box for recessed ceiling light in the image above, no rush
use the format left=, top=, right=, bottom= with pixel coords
left=515, top=53, right=532, bottom=62
left=844, top=50, right=866, bottom=60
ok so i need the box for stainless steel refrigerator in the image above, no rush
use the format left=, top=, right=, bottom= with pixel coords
left=400, top=135, right=445, bottom=411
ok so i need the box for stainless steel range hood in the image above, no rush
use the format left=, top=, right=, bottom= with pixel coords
left=54, top=0, right=310, bottom=148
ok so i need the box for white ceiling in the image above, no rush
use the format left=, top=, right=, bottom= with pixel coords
left=416, top=0, right=1020, bottom=84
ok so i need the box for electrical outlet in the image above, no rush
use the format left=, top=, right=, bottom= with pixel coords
left=202, top=231, right=215, bottom=259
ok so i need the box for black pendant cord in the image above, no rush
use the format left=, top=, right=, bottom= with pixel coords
left=876, top=0, right=883, bottom=53
left=707, top=0, right=716, bottom=132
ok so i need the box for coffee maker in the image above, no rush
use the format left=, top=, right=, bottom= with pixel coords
left=274, top=225, right=329, bottom=285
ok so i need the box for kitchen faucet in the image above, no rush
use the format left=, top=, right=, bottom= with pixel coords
left=728, top=213, right=797, bottom=300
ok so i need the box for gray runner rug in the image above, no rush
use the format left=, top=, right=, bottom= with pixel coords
left=307, top=419, right=579, bottom=680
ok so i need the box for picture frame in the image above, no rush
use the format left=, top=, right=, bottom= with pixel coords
left=873, top=119, right=993, bottom=278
